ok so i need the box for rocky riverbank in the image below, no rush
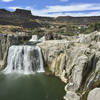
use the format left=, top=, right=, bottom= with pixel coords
left=0, top=31, right=100, bottom=100
left=38, top=31, right=100, bottom=100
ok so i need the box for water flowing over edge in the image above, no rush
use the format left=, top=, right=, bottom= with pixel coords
left=3, top=45, right=45, bottom=74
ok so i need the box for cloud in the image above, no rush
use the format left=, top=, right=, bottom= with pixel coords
left=61, top=11, right=100, bottom=17
left=60, top=0, right=69, bottom=2
left=8, top=6, right=22, bottom=10
left=46, top=4, right=100, bottom=13
left=8, top=3, right=100, bottom=17
left=2, top=0, right=14, bottom=2
left=30, top=11, right=100, bottom=17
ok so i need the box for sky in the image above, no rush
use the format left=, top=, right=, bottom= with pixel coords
left=0, top=0, right=100, bottom=17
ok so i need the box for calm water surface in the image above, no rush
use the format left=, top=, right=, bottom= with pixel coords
left=0, top=73, right=65, bottom=100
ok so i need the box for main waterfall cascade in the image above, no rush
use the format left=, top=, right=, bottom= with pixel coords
left=4, top=45, right=44, bottom=74
left=3, top=35, right=45, bottom=74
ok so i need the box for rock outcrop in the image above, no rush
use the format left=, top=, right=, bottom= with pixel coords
left=0, top=9, right=54, bottom=28
left=56, top=16, right=100, bottom=24
left=38, top=31, right=100, bottom=100
left=87, top=88, right=100, bottom=100
left=14, top=9, right=32, bottom=16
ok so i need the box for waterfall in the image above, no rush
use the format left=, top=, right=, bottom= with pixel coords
left=3, top=45, right=45, bottom=74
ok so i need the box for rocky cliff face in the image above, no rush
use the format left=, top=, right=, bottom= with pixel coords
left=0, top=9, right=54, bottom=28
left=38, top=31, right=100, bottom=100
left=56, top=16, right=100, bottom=24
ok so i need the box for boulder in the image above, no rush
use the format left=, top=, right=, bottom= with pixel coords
left=87, top=88, right=100, bottom=100
left=64, top=91, right=80, bottom=100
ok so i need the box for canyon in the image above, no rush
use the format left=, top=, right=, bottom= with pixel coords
left=0, top=31, right=100, bottom=100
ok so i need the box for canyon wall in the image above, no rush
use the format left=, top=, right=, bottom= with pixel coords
left=38, top=31, right=100, bottom=100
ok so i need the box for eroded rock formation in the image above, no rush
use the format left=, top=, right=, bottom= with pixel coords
left=38, top=31, right=100, bottom=100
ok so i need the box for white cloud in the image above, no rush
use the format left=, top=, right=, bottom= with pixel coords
left=2, top=0, right=14, bottom=2
left=46, top=4, right=100, bottom=13
left=61, top=11, right=100, bottom=17
left=30, top=11, right=100, bottom=17
left=8, top=6, right=22, bottom=10
left=60, top=0, right=69, bottom=2
left=8, top=3, right=100, bottom=17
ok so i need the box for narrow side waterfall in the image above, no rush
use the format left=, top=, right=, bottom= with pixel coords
left=3, top=45, right=45, bottom=74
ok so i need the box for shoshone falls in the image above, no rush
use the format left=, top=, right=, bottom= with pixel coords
left=0, top=35, right=65, bottom=100
left=3, top=45, right=45, bottom=74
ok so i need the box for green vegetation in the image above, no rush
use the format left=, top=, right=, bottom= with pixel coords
left=94, top=23, right=100, bottom=31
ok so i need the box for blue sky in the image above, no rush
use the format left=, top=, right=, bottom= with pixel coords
left=0, top=0, right=100, bottom=17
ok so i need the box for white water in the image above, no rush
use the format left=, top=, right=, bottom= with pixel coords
left=29, top=35, right=38, bottom=42
left=29, top=35, right=45, bottom=43
left=3, top=45, right=45, bottom=74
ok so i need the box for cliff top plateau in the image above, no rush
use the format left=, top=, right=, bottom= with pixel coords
left=0, top=9, right=100, bottom=38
